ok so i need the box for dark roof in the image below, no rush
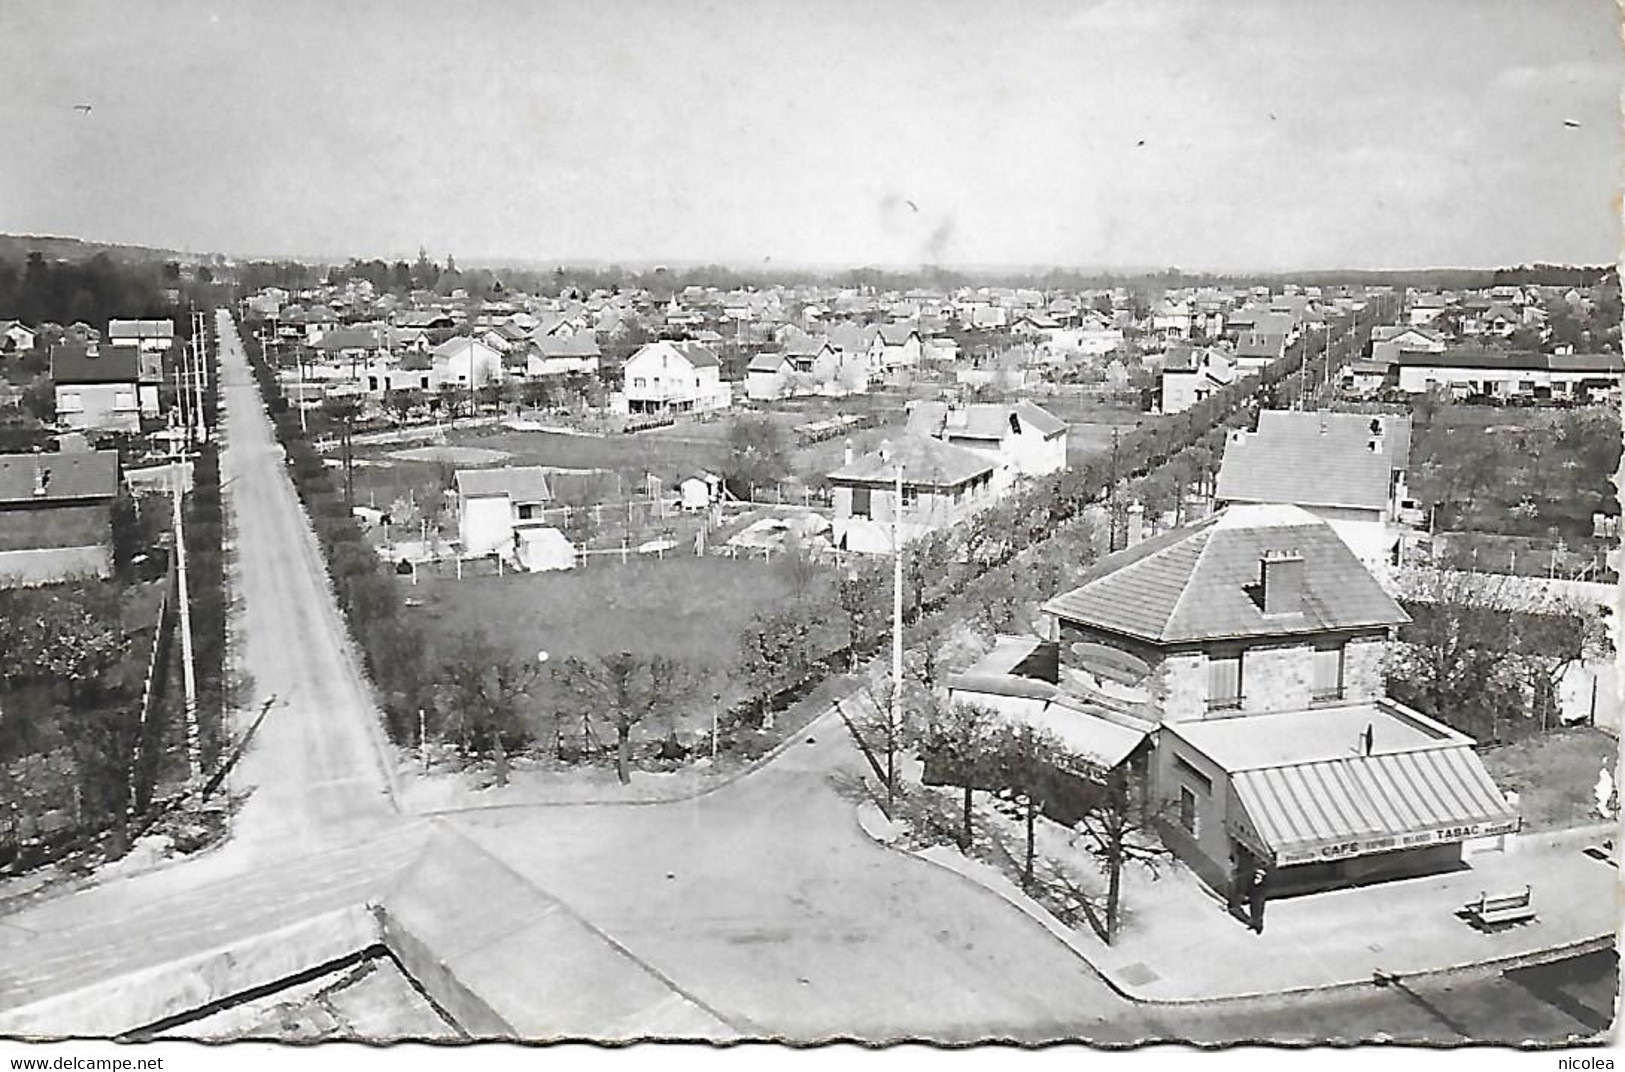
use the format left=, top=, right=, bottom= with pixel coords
left=782, top=334, right=834, bottom=358
left=1397, top=347, right=1546, bottom=371
left=747, top=353, right=791, bottom=372
left=1547, top=352, right=1624, bottom=373
left=534, top=333, right=600, bottom=359
left=0, top=450, right=119, bottom=504
left=827, top=434, right=996, bottom=487
left=1041, top=504, right=1409, bottom=644
left=314, top=328, right=381, bottom=352
left=454, top=466, right=552, bottom=503
left=51, top=345, right=139, bottom=385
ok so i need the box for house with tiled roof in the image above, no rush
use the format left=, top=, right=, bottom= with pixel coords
left=1215, top=410, right=1412, bottom=564
left=1038, top=503, right=1515, bottom=899
left=526, top=332, right=600, bottom=378
left=51, top=345, right=142, bottom=433
left=905, top=400, right=1066, bottom=487
left=1159, top=345, right=1235, bottom=415
left=620, top=340, right=731, bottom=415
left=827, top=436, right=999, bottom=554
left=0, top=447, right=121, bottom=585
left=455, top=466, right=555, bottom=558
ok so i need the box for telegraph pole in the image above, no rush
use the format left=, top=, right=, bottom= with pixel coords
left=1109, top=428, right=1122, bottom=552
left=891, top=461, right=904, bottom=791
left=170, top=415, right=201, bottom=784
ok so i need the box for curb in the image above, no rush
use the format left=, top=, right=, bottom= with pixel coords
left=849, top=798, right=1619, bottom=1008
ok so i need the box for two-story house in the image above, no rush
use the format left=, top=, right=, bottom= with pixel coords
left=51, top=345, right=142, bottom=433
left=620, top=340, right=731, bottom=414
left=867, top=324, right=924, bottom=381
left=1159, top=346, right=1236, bottom=415
left=1039, top=504, right=1515, bottom=899
left=827, top=436, right=998, bottom=555
left=1215, top=410, right=1412, bottom=565
left=905, top=400, right=1067, bottom=491
left=455, top=465, right=555, bottom=557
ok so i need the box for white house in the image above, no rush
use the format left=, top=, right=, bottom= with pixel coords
left=527, top=333, right=601, bottom=378
left=827, top=436, right=1000, bottom=554
left=868, top=324, right=924, bottom=380
left=745, top=352, right=795, bottom=401
left=106, top=319, right=175, bottom=354
left=905, top=400, right=1068, bottom=491
left=433, top=335, right=506, bottom=389
left=455, top=466, right=555, bottom=558
left=1, top=321, right=38, bottom=353
left=1159, top=346, right=1235, bottom=414
left=620, top=340, right=731, bottom=414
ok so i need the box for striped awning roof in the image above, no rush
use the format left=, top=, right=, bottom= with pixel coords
left=1231, top=746, right=1517, bottom=866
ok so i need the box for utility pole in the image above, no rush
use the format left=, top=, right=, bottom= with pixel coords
left=891, top=461, right=904, bottom=794
left=170, top=417, right=201, bottom=784
left=1109, top=427, right=1122, bottom=552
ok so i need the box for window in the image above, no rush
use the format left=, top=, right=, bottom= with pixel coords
left=59, top=391, right=83, bottom=412
left=851, top=486, right=871, bottom=518
left=1178, top=786, right=1198, bottom=835
left=115, top=391, right=136, bottom=411
left=1207, top=651, right=1243, bottom=711
left=633, top=377, right=646, bottom=388
left=1312, top=642, right=1346, bottom=702
left=901, top=485, right=919, bottom=509
left=1173, top=753, right=1212, bottom=794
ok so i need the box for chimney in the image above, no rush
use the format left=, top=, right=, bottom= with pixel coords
left=1126, top=501, right=1145, bottom=545
left=843, top=437, right=854, bottom=467
left=878, top=438, right=891, bottom=464
left=1367, top=417, right=1384, bottom=454
left=1259, top=549, right=1305, bottom=615
left=1318, top=412, right=1330, bottom=435
left=33, top=464, right=51, bottom=497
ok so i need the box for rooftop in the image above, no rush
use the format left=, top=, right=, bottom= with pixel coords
left=1215, top=410, right=1411, bottom=513
left=0, top=450, right=120, bottom=504
left=1165, top=700, right=1458, bottom=772
left=827, top=434, right=996, bottom=488
left=1041, top=504, right=1409, bottom=644
left=453, top=466, right=553, bottom=504
left=50, top=345, right=140, bottom=385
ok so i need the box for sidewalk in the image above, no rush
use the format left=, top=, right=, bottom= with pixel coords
left=859, top=795, right=1621, bottom=1003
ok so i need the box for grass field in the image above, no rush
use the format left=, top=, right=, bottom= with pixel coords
left=1479, top=726, right=1618, bottom=832
left=402, top=554, right=794, bottom=736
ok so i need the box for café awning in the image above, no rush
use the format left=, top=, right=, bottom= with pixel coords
left=1231, top=745, right=1518, bottom=867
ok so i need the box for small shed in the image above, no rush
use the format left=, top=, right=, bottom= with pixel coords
left=514, top=526, right=575, bottom=572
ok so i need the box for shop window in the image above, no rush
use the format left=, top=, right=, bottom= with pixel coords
left=1207, top=651, right=1243, bottom=711
left=1178, top=786, right=1198, bottom=835
left=1312, top=641, right=1346, bottom=702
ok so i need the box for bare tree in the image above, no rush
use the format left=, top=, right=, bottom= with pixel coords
left=1073, top=764, right=1169, bottom=945
left=553, top=651, right=691, bottom=783
left=433, top=628, right=537, bottom=786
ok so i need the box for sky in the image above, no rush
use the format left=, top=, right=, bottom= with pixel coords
left=2, top=0, right=1621, bottom=272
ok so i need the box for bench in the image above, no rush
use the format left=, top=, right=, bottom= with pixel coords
left=1464, top=886, right=1536, bottom=930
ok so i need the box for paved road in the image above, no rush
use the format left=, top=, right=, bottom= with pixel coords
left=214, top=309, right=399, bottom=853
